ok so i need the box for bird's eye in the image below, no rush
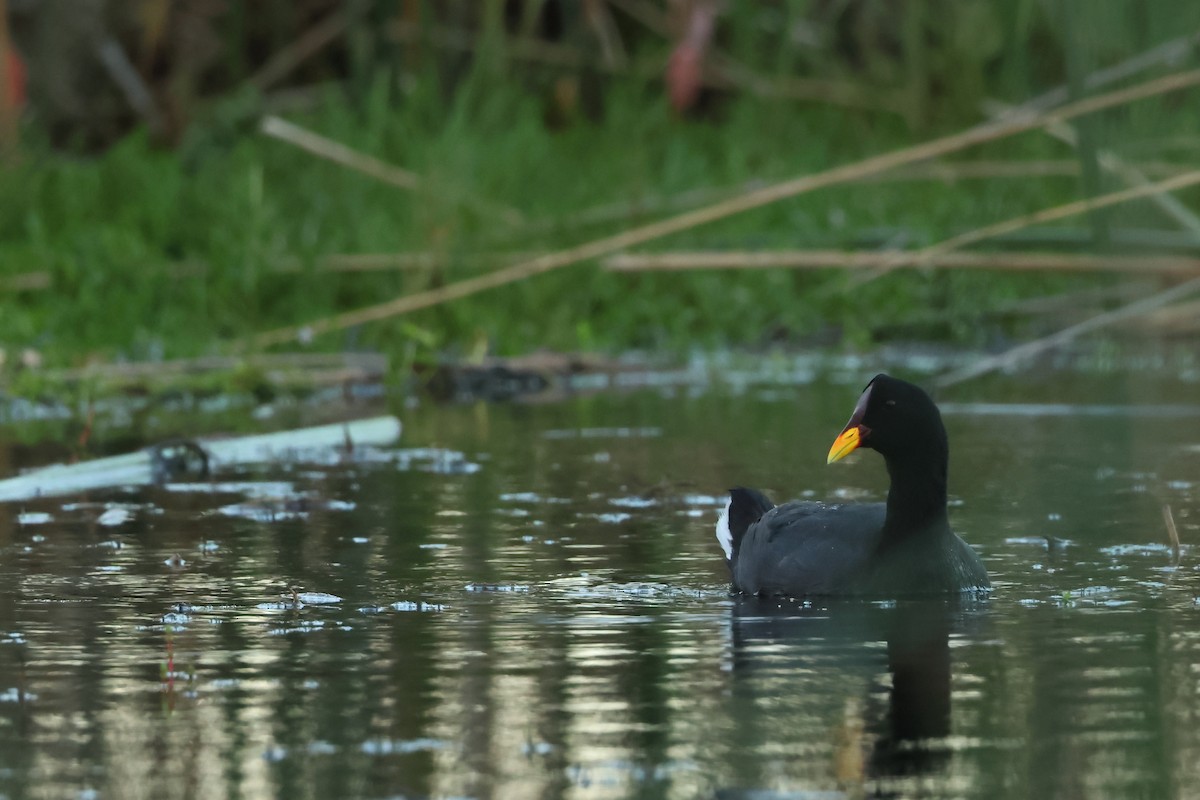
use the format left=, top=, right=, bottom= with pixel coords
left=884, top=399, right=897, bottom=407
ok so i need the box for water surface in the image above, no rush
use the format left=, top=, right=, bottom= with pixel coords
left=0, top=364, right=1198, bottom=799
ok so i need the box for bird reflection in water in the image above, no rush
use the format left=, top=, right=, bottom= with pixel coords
left=722, top=595, right=983, bottom=796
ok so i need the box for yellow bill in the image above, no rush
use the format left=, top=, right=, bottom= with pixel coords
left=826, top=426, right=861, bottom=464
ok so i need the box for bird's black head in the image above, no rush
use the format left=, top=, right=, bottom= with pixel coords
left=827, top=374, right=947, bottom=465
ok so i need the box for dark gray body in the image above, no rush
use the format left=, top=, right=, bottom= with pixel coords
left=724, top=375, right=992, bottom=597
left=732, top=500, right=989, bottom=597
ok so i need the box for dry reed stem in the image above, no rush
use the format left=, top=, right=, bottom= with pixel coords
left=550, top=37, right=1192, bottom=234
left=934, top=274, right=1200, bottom=388
left=289, top=253, right=480, bottom=272
left=45, top=352, right=387, bottom=383
left=606, top=0, right=671, bottom=35
left=702, top=59, right=905, bottom=113
left=0, top=272, right=52, bottom=291
left=1003, top=31, right=1200, bottom=119
left=604, top=250, right=1200, bottom=274
left=16, top=240, right=1200, bottom=295
left=1053, top=124, right=1200, bottom=236
left=249, top=5, right=365, bottom=91
left=992, top=284, right=1144, bottom=316
left=535, top=161, right=1196, bottom=236
left=1130, top=298, right=1200, bottom=334
left=583, top=0, right=629, bottom=69
left=984, top=98, right=1200, bottom=237
left=0, top=254, right=527, bottom=296
left=921, top=35, right=1200, bottom=388
left=23, top=245, right=1195, bottom=297
left=1163, top=504, right=1181, bottom=562
left=260, top=116, right=522, bottom=224
left=275, top=252, right=542, bottom=273
left=95, top=36, right=165, bottom=136
left=869, top=160, right=1195, bottom=182
left=261, top=115, right=420, bottom=189
left=252, top=67, right=1200, bottom=349
left=848, top=167, right=1200, bottom=288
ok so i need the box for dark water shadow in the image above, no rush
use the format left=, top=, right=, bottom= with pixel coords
left=720, top=595, right=987, bottom=797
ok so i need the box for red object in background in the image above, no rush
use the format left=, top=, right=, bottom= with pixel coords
left=4, top=47, right=26, bottom=109
left=666, top=1, right=718, bottom=113
left=667, top=43, right=704, bottom=112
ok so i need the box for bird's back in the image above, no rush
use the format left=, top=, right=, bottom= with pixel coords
left=733, top=501, right=887, bottom=595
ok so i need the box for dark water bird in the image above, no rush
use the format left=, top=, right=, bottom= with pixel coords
left=716, top=374, right=990, bottom=596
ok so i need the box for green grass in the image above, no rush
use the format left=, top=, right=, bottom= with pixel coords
left=2, top=46, right=1200, bottom=372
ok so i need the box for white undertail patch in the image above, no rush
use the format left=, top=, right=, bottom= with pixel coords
left=715, top=496, right=733, bottom=561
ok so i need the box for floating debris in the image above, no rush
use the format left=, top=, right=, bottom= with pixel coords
left=1004, top=536, right=1076, bottom=549
left=390, top=601, right=446, bottom=612
left=167, top=481, right=299, bottom=497
left=1100, top=543, right=1179, bottom=556
left=97, top=507, right=133, bottom=527
left=940, top=402, right=1200, bottom=418
left=500, top=492, right=570, bottom=504
left=680, top=494, right=725, bottom=506
left=149, top=440, right=210, bottom=484
left=0, top=416, right=402, bottom=503
left=213, top=493, right=356, bottom=523
left=296, top=592, right=343, bottom=605
left=360, top=738, right=448, bottom=755
left=262, top=741, right=340, bottom=762
left=542, top=426, right=662, bottom=440
left=609, top=497, right=657, bottom=509
left=591, top=512, right=631, bottom=524
left=268, top=620, right=328, bottom=635
left=391, top=448, right=481, bottom=475
left=255, top=602, right=297, bottom=611
left=496, top=508, right=530, bottom=517
left=217, top=503, right=307, bottom=523
left=465, top=583, right=529, bottom=593
left=500, top=492, right=540, bottom=503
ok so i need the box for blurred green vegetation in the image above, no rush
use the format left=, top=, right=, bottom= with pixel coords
left=1, top=0, right=1200, bottom=371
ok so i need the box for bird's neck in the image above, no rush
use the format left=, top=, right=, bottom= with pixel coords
left=882, top=454, right=949, bottom=538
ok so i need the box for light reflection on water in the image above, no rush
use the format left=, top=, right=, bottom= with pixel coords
left=0, top=370, right=1198, bottom=799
